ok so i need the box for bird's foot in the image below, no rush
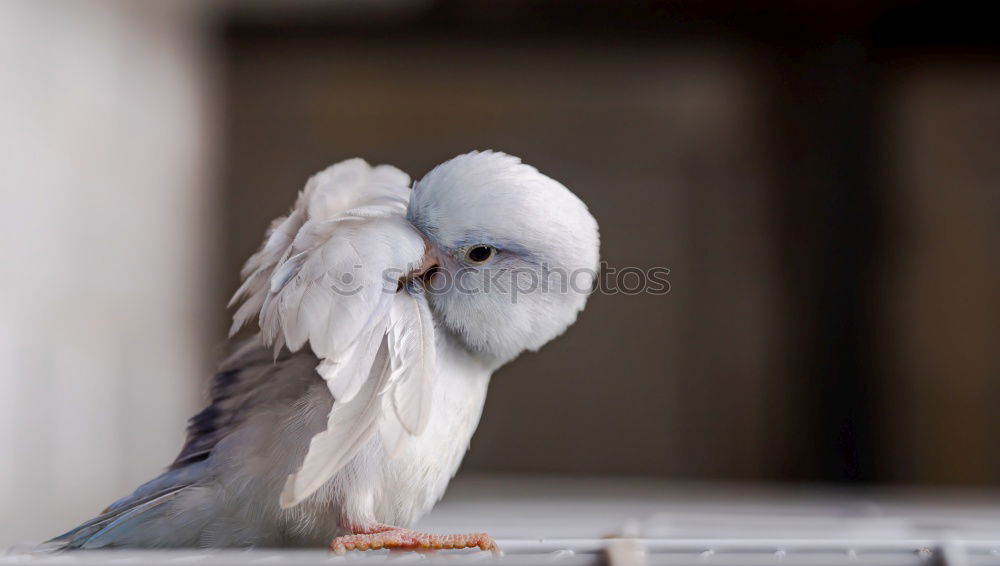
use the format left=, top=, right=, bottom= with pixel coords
left=329, top=524, right=497, bottom=554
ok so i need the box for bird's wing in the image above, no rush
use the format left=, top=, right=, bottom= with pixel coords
left=229, top=158, right=413, bottom=343
left=229, top=158, right=439, bottom=508
left=169, top=340, right=314, bottom=472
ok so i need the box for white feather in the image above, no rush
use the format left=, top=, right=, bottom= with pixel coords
left=229, top=158, right=413, bottom=343
left=386, top=289, right=437, bottom=436
left=378, top=402, right=411, bottom=459
left=316, top=316, right=384, bottom=404
left=266, top=216, right=423, bottom=360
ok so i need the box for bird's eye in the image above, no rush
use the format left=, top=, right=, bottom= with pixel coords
left=465, top=245, right=496, bottom=264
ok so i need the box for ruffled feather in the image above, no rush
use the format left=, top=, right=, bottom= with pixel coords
left=230, top=158, right=440, bottom=508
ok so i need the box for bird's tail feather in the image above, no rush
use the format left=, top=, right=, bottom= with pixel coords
left=47, top=484, right=192, bottom=550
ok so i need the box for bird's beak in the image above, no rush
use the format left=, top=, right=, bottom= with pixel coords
left=400, top=243, right=440, bottom=289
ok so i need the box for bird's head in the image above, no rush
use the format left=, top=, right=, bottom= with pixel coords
left=406, top=151, right=600, bottom=366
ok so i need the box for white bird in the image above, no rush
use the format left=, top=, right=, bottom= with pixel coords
left=49, top=150, right=600, bottom=552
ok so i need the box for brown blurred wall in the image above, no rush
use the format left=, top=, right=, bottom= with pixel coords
left=879, top=65, right=1000, bottom=484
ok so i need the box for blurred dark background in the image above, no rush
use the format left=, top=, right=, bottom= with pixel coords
left=219, top=0, right=999, bottom=486
left=2, top=0, right=998, bottom=546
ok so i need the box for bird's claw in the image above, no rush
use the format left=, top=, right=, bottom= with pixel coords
left=330, top=527, right=497, bottom=554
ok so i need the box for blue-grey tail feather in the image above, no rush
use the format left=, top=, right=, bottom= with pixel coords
left=103, top=460, right=208, bottom=515
left=44, top=339, right=319, bottom=550
left=47, top=482, right=193, bottom=550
